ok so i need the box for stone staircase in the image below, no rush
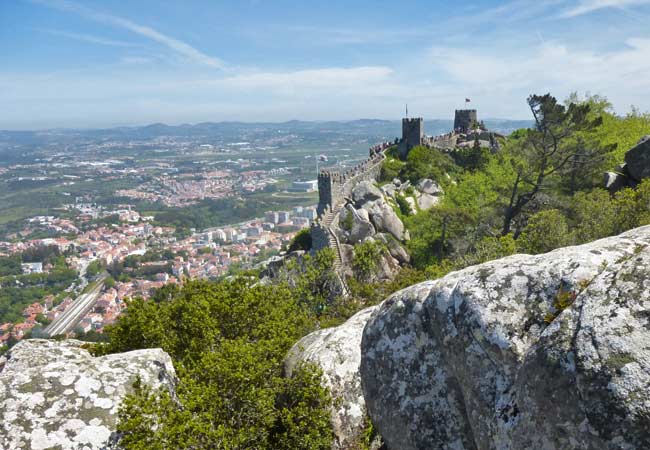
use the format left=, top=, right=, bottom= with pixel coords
left=320, top=205, right=349, bottom=295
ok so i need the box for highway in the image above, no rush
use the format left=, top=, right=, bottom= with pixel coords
left=44, top=273, right=107, bottom=338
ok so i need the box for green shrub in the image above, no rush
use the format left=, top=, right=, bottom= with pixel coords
left=105, top=278, right=333, bottom=450
left=380, top=157, right=404, bottom=182
left=288, top=228, right=312, bottom=252
left=352, top=241, right=385, bottom=282
left=395, top=194, right=413, bottom=216
left=518, top=210, right=572, bottom=254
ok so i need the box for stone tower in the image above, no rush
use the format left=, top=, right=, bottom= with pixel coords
left=399, top=118, right=424, bottom=159
left=454, top=109, right=477, bottom=133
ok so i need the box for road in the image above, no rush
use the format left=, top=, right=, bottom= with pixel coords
left=44, top=273, right=107, bottom=338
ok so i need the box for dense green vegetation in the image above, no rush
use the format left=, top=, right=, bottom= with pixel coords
left=403, top=93, right=650, bottom=274
left=107, top=250, right=176, bottom=282
left=100, top=272, right=340, bottom=449
left=148, top=191, right=318, bottom=234
left=0, top=246, right=77, bottom=323
left=98, top=240, right=417, bottom=449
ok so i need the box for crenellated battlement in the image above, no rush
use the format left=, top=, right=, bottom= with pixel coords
left=454, top=109, right=478, bottom=133
left=316, top=145, right=388, bottom=216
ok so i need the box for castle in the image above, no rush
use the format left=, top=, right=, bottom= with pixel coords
left=453, top=109, right=477, bottom=133
left=309, top=107, right=498, bottom=296
left=398, top=108, right=498, bottom=158
left=316, top=108, right=491, bottom=216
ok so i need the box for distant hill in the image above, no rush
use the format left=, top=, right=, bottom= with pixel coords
left=0, top=118, right=532, bottom=144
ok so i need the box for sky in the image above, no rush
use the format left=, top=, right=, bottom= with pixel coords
left=2, top=0, right=650, bottom=129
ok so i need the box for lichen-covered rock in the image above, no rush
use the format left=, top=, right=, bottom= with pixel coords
left=286, top=307, right=378, bottom=450
left=360, top=226, right=650, bottom=450
left=352, top=181, right=383, bottom=207
left=342, top=204, right=376, bottom=244
left=415, top=191, right=439, bottom=210
left=624, top=135, right=650, bottom=181
left=0, top=339, right=176, bottom=450
left=416, top=178, right=443, bottom=196
left=364, top=200, right=406, bottom=241
left=375, top=233, right=410, bottom=265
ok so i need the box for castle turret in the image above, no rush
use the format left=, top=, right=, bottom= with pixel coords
left=454, top=109, right=477, bottom=134
left=399, top=117, right=424, bottom=159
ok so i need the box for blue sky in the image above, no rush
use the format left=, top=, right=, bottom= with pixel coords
left=2, top=0, right=650, bottom=129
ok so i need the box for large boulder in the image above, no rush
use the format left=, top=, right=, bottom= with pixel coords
left=0, top=339, right=176, bottom=450
left=364, top=201, right=406, bottom=241
left=415, top=192, right=439, bottom=210
left=342, top=205, right=376, bottom=244
left=604, top=171, right=628, bottom=192
left=624, top=135, right=650, bottom=181
left=375, top=233, right=410, bottom=265
left=360, top=226, right=650, bottom=450
left=416, top=178, right=443, bottom=196
left=286, top=306, right=379, bottom=450
left=352, top=181, right=383, bottom=207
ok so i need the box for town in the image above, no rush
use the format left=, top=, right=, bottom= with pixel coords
left=0, top=199, right=318, bottom=346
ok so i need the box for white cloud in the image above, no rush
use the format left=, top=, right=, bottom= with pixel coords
left=426, top=37, right=650, bottom=116
left=218, top=67, right=394, bottom=90
left=36, top=29, right=138, bottom=47
left=31, top=0, right=224, bottom=68
left=560, top=0, right=650, bottom=17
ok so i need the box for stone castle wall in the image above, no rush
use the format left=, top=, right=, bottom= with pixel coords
left=316, top=144, right=389, bottom=216
left=454, top=109, right=477, bottom=133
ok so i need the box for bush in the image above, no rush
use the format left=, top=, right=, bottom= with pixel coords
left=103, top=278, right=333, bottom=449
left=517, top=209, right=572, bottom=254
left=380, top=157, right=403, bottom=182
left=400, top=146, right=458, bottom=184
left=288, top=228, right=312, bottom=252
left=352, top=241, right=385, bottom=282
left=395, top=194, right=413, bottom=216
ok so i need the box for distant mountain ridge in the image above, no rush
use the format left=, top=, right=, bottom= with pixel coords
left=0, top=118, right=533, bottom=145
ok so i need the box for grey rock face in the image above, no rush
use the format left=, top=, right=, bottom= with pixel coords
left=415, top=192, right=439, bottom=210
left=604, top=171, right=628, bottom=192
left=286, top=307, right=379, bottom=450
left=416, top=178, right=443, bottom=196
left=343, top=205, right=376, bottom=244
left=352, top=181, right=383, bottom=207
left=360, top=226, right=650, bottom=450
left=375, top=233, right=410, bottom=265
left=364, top=201, right=406, bottom=241
left=624, top=135, right=650, bottom=181
left=0, top=339, right=176, bottom=450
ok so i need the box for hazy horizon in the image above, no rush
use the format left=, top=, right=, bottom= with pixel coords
left=0, top=116, right=535, bottom=132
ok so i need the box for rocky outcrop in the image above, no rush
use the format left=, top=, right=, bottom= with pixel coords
left=365, top=201, right=406, bottom=241
left=352, top=182, right=383, bottom=206
left=624, top=135, right=650, bottom=181
left=286, top=307, right=379, bottom=450
left=342, top=205, right=376, bottom=244
left=416, top=178, right=443, bottom=196
left=375, top=233, right=410, bottom=265
left=360, top=226, right=650, bottom=450
left=327, top=181, right=409, bottom=281
left=605, top=136, right=650, bottom=192
left=0, top=339, right=176, bottom=450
